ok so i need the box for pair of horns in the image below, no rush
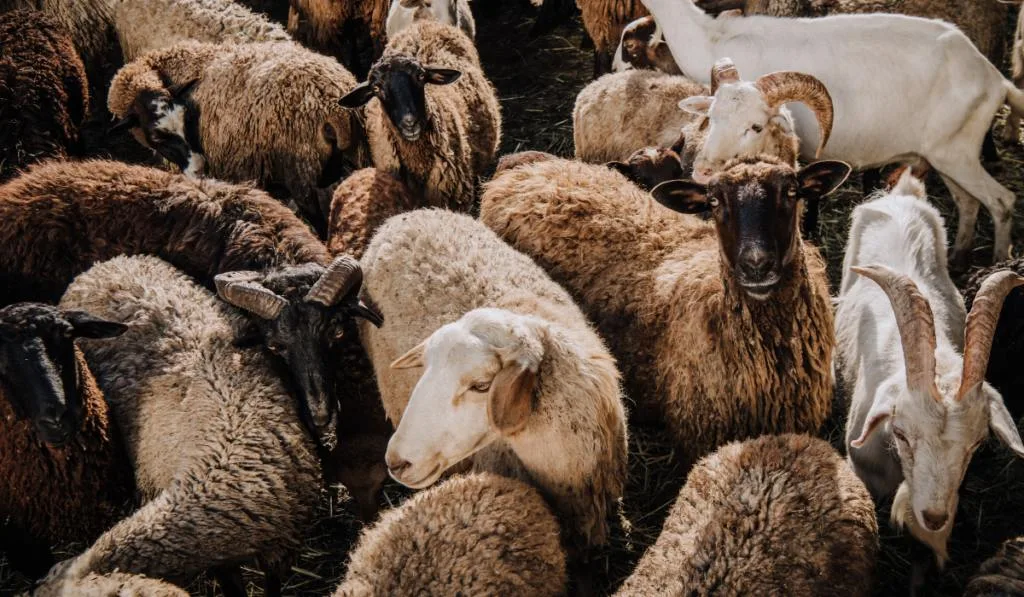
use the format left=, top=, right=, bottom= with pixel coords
left=214, top=256, right=366, bottom=320
left=709, top=57, right=834, bottom=158
left=853, top=265, right=1024, bottom=402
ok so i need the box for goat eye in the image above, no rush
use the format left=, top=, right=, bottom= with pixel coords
left=470, top=381, right=491, bottom=393
left=750, top=124, right=763, bottom=133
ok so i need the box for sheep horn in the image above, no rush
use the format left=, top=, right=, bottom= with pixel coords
left=754, top=71, right=834, bottom=158
left=305, top=255, right=364, bottom=307
left=710, top=57, right=740, bottom=95
left=852, top=265, right=940, bottom=400
left=957, top=270, right=1024, bottom=400
left=215, top=271, right=288, bottom=320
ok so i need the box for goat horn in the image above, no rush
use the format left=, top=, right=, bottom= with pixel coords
left=958, top=270, right=1024, bottom=400
left=710, top=57, right=740, bottom=95
left=852, top=265, right=940, bottom=400
left=215, top=271, right=288, bottom=320
left=754, top=71, right=834, bottom=158
left=305, top=255, right=363, bottom=307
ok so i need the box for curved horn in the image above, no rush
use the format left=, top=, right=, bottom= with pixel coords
left=710, top=57, right=740, bottom=95
left=958, top=270, right=1024, bottom=400
left=215, top=271, right=288, bottom=320
left=852, top=265, right=939, bottom=399
left=754, top=71, right=834, bottom=158
left=305, top=255, right=363, bottom=307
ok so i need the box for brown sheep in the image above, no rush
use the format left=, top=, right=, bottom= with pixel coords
left=288, top=0, right=390, bottom=74
left=58, top=572, right=189, bottom=597
left=616, top=434, right=878, bottom=596
left=495, top=150, right=560, bottom=173
left=578, top=0, right=649, bottom=77
left=0, top=10, right=89, bottom=183
left=326, top=167, right=417, bottom=260
left=481, top=156, right=849, bottom=467
left=965, top=536, right=1024, bottom=597
left=0, top=0, right=116, bottom=80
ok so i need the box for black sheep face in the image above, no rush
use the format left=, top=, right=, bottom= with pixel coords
left=0, top=303, right=126, bottom=446
left=112, top=79, right=205, bottom=177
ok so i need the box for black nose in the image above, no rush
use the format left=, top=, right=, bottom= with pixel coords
left=922, top=510, right=948, bottom=531
left=739, top=247, right=773, bottom=281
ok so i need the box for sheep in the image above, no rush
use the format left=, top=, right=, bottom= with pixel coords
left=1004, top=5, right=1024, bottom=146
left=0, top=303, right=133, bottom=580
left=287, top=0, right=390, bottom=74
left=495, top=150, right=559, bottom=173
left=572, top=69, right=706, bottom=163
left=0, top=0, right=117, bottom=80
left=965, top=536, right=1024, bottom=597
left=642, top=0, right=1024, bottom=265
left=0, top=10, right=89, bottom=183
left=58, top=572, right=189, bottom=597
left=480, top=155, right=850, bottom=468
left=340, top=20, right=502, bottom=212
left=327, top=167, right=417, bottom=260
left=611, top=12, right=742, bottom=74
left=113, top=0, right=291, bottom=62
left=577, top=0, right=648, bottom=76
left=40, top=254, right=323, bottom=597
left=108, top=40, right=370, bottom=230
left=606, top=145, right=685, bottom=191
left=615, top=434, right=879, bottom=596
left=358, top=209, right=629, bottom=556
left=333, top=472, right=567, bottom=596
left=0, top=159, right=383, bottom=447
left=836, top=171, right=1024, bottom=567
left=385, top=0, right=476, bottom=40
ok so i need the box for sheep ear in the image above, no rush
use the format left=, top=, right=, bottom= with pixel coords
left=488, top=362, right=536, bottom=435
left=606, top=161, right=632, bottom=177
left=65, top=311, right=128, bottom=339
left=651, top=179, right=710, bottom=214
left=679, top=96, right=712, bottom=115
left=990, top=397, right=1024, bottom=459
left=110, top=112, right=140, bottom=134
left=425, top=68, right=461, bottom=86
left=339, top=83, right=376, bottom=108
left=391, top=340, right=426, bottom=370
left=798, top=160, right=851, bottom=199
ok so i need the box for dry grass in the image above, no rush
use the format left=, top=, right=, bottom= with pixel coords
left=4, top=1, right=1024, bottom=596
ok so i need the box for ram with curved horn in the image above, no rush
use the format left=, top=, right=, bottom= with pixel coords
left=837, top=170, right=1024, bottom=575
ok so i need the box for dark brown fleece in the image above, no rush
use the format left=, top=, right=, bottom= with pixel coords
left=0, top=350, right=133, bottom=547
left=0, top=10, right=89, bottom=183
left=0, top=159, right=329, bottom=305
left=965, top=536, right=1024, bottom=597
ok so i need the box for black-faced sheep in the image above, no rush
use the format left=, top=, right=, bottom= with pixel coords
left=0, top=303, right=133, bottom=580
left=0, top=10, right=89, bottom=183
left=339, top=20, right=501, bottom=211
left=481, top=155, right=850, bottom=468
left=108, top=40, right=369, bottom=230
left=615, top=434, right=878, bottom=596
left=333, top=473, right=567, bottom=596
left=965, top=536, right=1024, bottom=596
left=606, top=145, right=686, bottom=191
left=359, top=209, right=628, bottom=556
left=40, top=255, right=323, bottom=597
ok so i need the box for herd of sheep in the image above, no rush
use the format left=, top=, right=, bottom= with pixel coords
left=2, top=0, right=1024, bottom=595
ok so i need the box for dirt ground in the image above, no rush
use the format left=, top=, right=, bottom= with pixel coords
left=4, top=1, right=1024, bottom=596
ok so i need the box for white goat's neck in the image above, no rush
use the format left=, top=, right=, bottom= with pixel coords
left=640, top=0, right=715, bottom=81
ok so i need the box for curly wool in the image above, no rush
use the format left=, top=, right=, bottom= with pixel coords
left=288, top=0, right=389, bottom=54
left=327, top=168, right=418, bottom=260
left=480, top=157, right=834, bottom=467
left=0, top=10, right=88, bottom=182
left=965, top=536, right=1024, bottom=596
left=43, top=255, right=321, bottom=590
left=334, top=473, right=566, bottom=596
left=58, top=572, right=188, bottom=597
left=0, top=159, right=328, bottom=305
left=616, top=434, right=878, bottom=596
left=578, top=0, right=649, bottom=57
left=0, top=0, right=115, bottom=72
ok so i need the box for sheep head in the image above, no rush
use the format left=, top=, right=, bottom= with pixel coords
left=0, top=303, right=126, bottom=446
left=215, top=256, right=383, bottom=448
left=385, top=308, right=543, bottom=489
left=685, top=58, right=833, bottom=184
left=111, top=77, right=205, bottom=178
left=652, top=158, right=849, bottom=300
left=607, top=145, right=685, bottom=191
left=340, top=54, right=461, bottom=142
left=849, top=266, right=1024, bottom=543
left=613, top=16, right=681, bottom=74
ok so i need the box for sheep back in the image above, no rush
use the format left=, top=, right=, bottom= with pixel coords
left=0, top=10, right=89, bottom=182
left=616, top=434, right=878, bottom=596
left=327, top=167, right=419, bottom=259
left=60, top=572, right=189, bottom=597
left=0, top=0, right=117, bottom=72
left=334, top=472, right=567, bottom=597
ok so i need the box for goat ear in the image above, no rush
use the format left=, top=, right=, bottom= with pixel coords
left=488, top=362, right=536, bottom=435
left=169, top=78, right=199, bottom=99
left=606, top=161, right=632, bottom=178
left=798, top=160, right=851, bottom=199
left=679, top=96, right=712, bottom=116
left=990, top=397, right=1024, bottom=458
left=391, top=340, right=426, bottom=370
left=651, top=179, right=710, bottom=214
left=850, top=395, right=894, bottom=448
left=110, top=112, right=140, bottom=135
left=425, top=68, right=461, bottom=86
left=339, top=83, right=376, bottom=108
left=65, top=311, right=128, bottom=339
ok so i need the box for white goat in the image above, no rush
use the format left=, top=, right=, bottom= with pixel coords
left=642, top=0, right=1024, bottom=265
left=837, top=171, right=1024, bottom=566
left=385, top=0, right=475, bottom=38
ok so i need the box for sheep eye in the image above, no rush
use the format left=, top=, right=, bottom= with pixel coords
left=332, top=328, right=345, bottom=343
left=786, top=188, right=798, bottom=199
left=708, top=197, right=720, bottom=208
left=470, top=381, right=491, bottom=393
left=750, top=124, right=763, bottom=133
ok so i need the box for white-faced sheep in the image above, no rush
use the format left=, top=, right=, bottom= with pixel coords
left=965, top=536, right=1024, bottom=596
left=0, top=303, right=132, bottom=580
left=40, top=255, right=324, bottom=597
left=108, top=40, right=370, bottom=230
left=837, top=171, right=1024, bottom=567
left=340, top=20, right=501, bottom=211
left=58, top=572, right=189, bottom=597
left=615, top=434, right=878, bottom=596
left=385, top=0, right=476, bottom=39
left=333, top=472, right=567, bottom=596
left=0, top=10, right=89, bottom=182
left=481, top=155, right=850, bottom=468
left=358, top=209, right=628, bottom=555
left=113, top=0, right=290, bottom=62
